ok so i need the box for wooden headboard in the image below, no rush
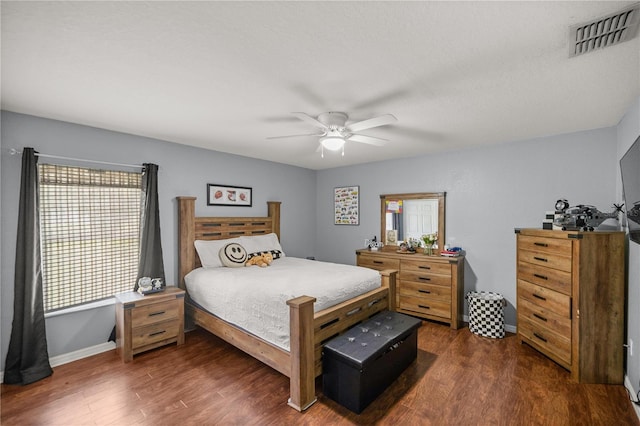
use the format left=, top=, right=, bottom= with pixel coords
left=177, top=196, right=281, bottom=290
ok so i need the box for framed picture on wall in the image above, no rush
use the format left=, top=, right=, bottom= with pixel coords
left=334, top=185, right=359, bottom=225
left=207, top=184, right=252, bottom=206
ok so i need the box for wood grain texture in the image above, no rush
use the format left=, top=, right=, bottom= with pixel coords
left=357, top=249, right=464, bottom=329
left=176, top=197, right=396, bottom=410
left=2, top=323, right=637, bottom=425
left=115, top=288, right=185, bottom=363
left=516, top=229, right=626, bottom=384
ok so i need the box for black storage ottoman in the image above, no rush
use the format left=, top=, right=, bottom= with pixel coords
left=322, top=311, right=422, bottom=413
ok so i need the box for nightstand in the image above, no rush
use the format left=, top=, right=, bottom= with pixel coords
left=115, top=287, right=185, bottom=362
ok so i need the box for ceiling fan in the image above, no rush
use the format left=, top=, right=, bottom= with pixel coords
left=267, top=111, right=397, bottom=157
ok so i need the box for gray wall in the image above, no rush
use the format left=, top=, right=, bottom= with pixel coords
left=0, top=111, right=316, bottom=370
left=315, top=127, right=619, bottom=328
left=617, top=97, right=640, bottom=396
left=2, top=99, right=637, bottom=382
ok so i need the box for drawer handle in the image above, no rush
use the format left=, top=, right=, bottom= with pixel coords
left=533, top=274, right=548, bottom=280
left=533, top=256, right=548, bottom=262
left=418, top=277, right=431, bottom=281
left=418, top=305, right=430, bottom=310
left=149, top=311, right=166, bottom=317
left=418, top=289, right=431, bottom=294
left=533, top=313, right=548, bottom=322
left=373, top=261, right=383, bottom=264
left=418, top=265, right=431, bottom=270
left=533, top=293, right=547, bottom=301
left=533, top=332, right=548, bottom=343
left=534, top=242, right=548, bottom=247
left=149, top=330, right=166, bottom=337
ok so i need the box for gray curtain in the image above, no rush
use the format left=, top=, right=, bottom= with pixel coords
left=3, top=148, right=53, bottom=385
left=109, top=163, right=165, bottom=341
left=134, top=163, right=165, bottom=291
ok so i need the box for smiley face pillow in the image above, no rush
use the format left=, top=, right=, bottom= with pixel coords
left=219, top=242, right=248, bottom=268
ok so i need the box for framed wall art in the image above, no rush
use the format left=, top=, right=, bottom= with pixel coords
left=334, top=185, right=359, bottom=225
left=207, top=184, right=252, bottom=206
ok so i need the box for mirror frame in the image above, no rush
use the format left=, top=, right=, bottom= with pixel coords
left=380, top=192, right=446, bottom=251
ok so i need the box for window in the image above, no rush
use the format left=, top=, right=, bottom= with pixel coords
left=38, top=164, right=143, bottom=312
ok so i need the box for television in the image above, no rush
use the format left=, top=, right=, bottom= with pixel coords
left=620, top=134, right=640, bottom=244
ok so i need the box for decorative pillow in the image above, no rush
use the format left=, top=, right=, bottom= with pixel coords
left=194, top=238, right=241, bottom=268
left=247, top=249, right=283, bottom=261
left=219, top=242, right=248, bottom=268
left=238, top=233, right=285, bottom=257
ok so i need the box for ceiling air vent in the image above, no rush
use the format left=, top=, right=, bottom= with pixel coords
left=569, top=2, right=640, bottom=57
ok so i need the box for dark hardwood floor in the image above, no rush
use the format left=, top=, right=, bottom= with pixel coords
left=2, top=321, right=639, bottom=425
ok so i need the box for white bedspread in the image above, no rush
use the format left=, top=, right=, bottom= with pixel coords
left=184, top=257, right=381, bottom=351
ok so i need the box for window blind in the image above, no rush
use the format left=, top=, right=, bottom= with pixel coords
left=38, top=164, right=143, bottom=312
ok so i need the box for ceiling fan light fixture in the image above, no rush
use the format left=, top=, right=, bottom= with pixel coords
left=320, top=136, right=345, bottom=151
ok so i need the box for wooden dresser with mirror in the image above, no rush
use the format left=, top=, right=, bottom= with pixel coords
left=356, top=192, right=465, bottom=329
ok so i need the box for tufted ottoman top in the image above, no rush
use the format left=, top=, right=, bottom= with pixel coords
left=323, top=311, right=422, bottom=370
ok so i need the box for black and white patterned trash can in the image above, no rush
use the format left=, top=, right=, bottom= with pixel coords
left=466, top=291, right=506, bottom=338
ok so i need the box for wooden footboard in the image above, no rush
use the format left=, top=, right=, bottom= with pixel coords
left=177, top=196, right=397, bottom=411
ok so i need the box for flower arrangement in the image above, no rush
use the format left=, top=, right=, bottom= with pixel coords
left=421, top=233, right=438, bottom=247
left=421, top=233, right=438, bottom=255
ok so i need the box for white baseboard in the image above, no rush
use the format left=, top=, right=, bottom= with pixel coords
left=625, top=375, right=640, bottom=421
left=49, top=341, right=116, bottom=368
left=0, top=341, right=116, bottom=384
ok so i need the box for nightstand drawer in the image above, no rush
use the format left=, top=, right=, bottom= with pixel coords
left=115, top=287, right=185, bottom=362
left=132, top=300, right=179, bottom=327
left=132, top=319, right=180, bottom=349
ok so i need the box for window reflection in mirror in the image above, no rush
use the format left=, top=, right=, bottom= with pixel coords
left=381, top=192, right=445, bottom=251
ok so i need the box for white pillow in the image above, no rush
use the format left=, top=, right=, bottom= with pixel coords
left=238, top=233, right=285, bottom=257
left=194, top=238, right=241, bottom=268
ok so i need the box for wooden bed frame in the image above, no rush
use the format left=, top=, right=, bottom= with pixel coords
left=177, top=197, right=397, bottom=411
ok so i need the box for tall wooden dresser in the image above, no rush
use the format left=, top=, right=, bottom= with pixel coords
left=515, top=229, right=625, bottom=383
left=356, top=248, right=465, bottom=329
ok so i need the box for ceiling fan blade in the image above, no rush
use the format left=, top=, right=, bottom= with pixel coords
left=292, top=112, right=329, bottom=130
left=347, top=114, right=397, bottom=132
left=266, top=133, right=323, bottom=140
left=347, top=134, right=389, bottom=146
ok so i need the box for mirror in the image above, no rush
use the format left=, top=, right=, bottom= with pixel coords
left=380, top=192, right=445, bottom=251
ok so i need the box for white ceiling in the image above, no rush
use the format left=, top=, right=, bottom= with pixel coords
left=2, top=1, right=639, bottom=170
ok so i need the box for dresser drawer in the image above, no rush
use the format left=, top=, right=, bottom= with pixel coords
left=400, top=258, right=451, bottom=275
left=518, top=235, right=573, bottom=258
left=131, top=300, right=180, bottom=328
left=518, top=280, right=571, bottom=318
left=399, top=281, right=451, bottom=302
left=399, top=294, right=451, bottom=319
left=519, top=316, right=571, bottom=365
left=518, top=249, right=572, bottom=273
left=517, top=261, right=571, bottom=296
left=132, top=319, right=180, bottom=350
left=399, top=271, right=452, bottom=287
left=357, top=255, right=400, bottom=271
left=518, top=297, right=571, bottom=339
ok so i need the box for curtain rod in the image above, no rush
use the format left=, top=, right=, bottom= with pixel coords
left=9, top=148, right=143, bottom=169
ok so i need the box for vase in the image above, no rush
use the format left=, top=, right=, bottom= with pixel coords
left=423, top=245, right=433, bottom=256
